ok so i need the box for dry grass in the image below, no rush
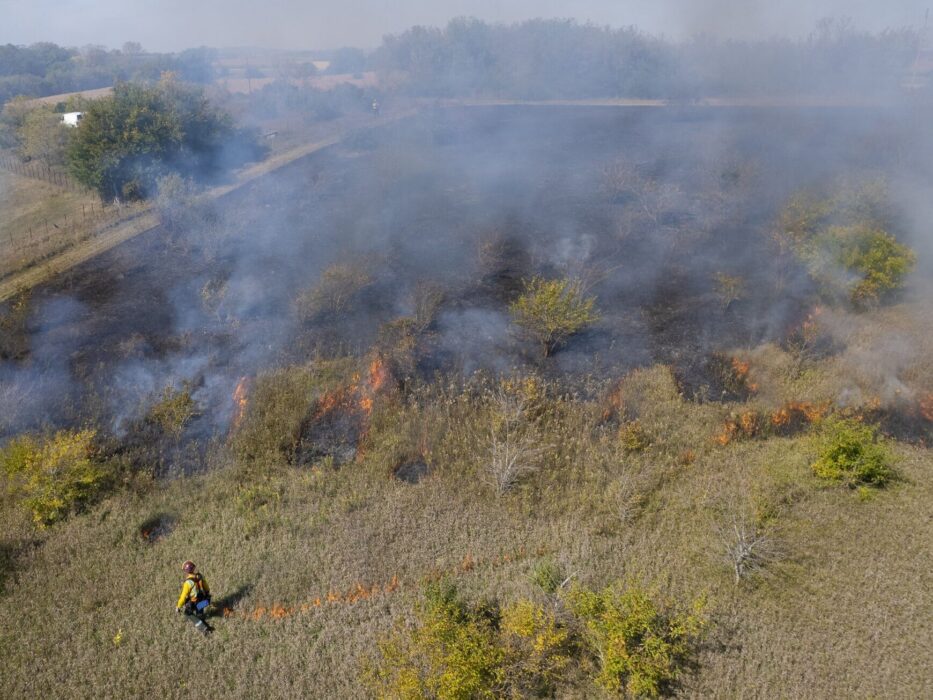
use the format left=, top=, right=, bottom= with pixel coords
left=0, top=169, right=118, bottom=279
left=217, top=72, right=378, bottom=96
left=0, top=301, right=931, bottom=697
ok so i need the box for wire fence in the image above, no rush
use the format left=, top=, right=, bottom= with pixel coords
left=0, top=199, right=131, bottom=281
left=0, top=155, right=83, bottom=191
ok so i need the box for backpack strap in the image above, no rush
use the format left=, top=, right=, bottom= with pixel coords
left=185, top=574, right=202, bottom=602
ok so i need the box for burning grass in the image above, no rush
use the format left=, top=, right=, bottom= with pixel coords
left=293, top=355, right=393, bottom=467
left=714, top=401, right=832, bottom=446
left=675, top=352, right=759, bottom=403
left=138, top=513, right=176, bottom=544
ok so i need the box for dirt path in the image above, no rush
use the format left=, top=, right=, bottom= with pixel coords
left=0, top=110, right=414, bottom=303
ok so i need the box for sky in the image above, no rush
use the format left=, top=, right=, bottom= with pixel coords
left=0, top=0, right=929, bottom=51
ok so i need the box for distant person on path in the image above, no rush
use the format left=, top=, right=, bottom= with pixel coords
left=176, top=560, right=214, bottom=635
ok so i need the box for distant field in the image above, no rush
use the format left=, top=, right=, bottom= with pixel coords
left=20, top=86, right=114, bottom=108
left=218, top=71, right=378, bottom=94
left=14, top=70, right=376, bottom=110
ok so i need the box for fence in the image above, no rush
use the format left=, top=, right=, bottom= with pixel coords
left=0, top=200, right=133, bottom=281
left=0, top=155, right=83, bottom=191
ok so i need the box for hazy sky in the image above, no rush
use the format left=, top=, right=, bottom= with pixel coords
left=0, top=0, right=929, bottom=51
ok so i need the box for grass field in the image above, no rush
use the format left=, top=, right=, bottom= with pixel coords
left=0, top=169, right=122, bottom=280
left=1, top=106, right=930, bottom=698
left=0, top=296, right=930, bottom=698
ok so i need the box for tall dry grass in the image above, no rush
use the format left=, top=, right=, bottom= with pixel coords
left=1, top=304, right=931, bottom=697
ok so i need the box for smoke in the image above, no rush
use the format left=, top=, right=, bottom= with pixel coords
left=1, top=14, right=931, bottom=461
left=2, top=1, right=928, bottom=50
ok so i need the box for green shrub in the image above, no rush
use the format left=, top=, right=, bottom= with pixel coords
left=510, top=277, right=599, bottom=357
left=368, top=583, right=504, bottom=699
left=619, top=420, right=652, bottom=453
left=1, top=430, right=110, bottom=528
left=530, top=557, right=564, bottom=594
left=146, top=383, right=198, bottom=437
left=67, top=79, right=245, bottom=200
left=776, top=185, right=916, bottom=309
left=829, top=225, right=916, bottom=307
left=500, top=599, right=573, bottom=697
left=566, top=583, right=706, bottom=698
left=367, top=583, right=573, bottom=699
left=812, top=418, right=893, bottom=488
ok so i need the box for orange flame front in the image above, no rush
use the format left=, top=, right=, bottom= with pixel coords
left=231, top=376, right=250, bottom=429
left=220, top=546, right=550, bottom=622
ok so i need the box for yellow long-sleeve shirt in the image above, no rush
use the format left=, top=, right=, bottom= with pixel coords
left=176, top=574, right=210, bottom=610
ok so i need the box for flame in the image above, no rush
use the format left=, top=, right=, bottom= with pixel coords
left=919, top=393, right=933, bottom=423
left=312, top=355, right=390, bottom=422
left=368, top=356, right=389, bottom=393
left=731, top=358, right=750, bottom=377
left=770, top=401, right=830, bottom=428
left=602, top=382, right=625, bottom=421
left=730, top=357, right=759, bottom=393
left=715, top=410, right=761, bottom=445
left=716, top=400, right=831, bottom=445
left=219, top=550, right=542, bottom=622
left=231, top=376, right=250, bottom=429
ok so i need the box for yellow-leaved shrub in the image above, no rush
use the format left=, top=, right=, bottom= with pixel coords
left=1, top=429, right=109, bottom=528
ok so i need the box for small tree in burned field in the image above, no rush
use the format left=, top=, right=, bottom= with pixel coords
left=510, top=277, right=599, bottom=357
left=711, top=272, right=745, bottom=311
left=775, top=183, right=916, bottom=310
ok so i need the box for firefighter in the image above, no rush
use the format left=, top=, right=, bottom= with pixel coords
left=176, top=560, right=214, bottom=635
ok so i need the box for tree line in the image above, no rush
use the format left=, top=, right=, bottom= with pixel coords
left=0, top=42, right=216, bottom=108
left=371, top=17, right=919, bottom=98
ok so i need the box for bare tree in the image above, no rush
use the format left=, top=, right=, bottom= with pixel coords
left=480, top=390, right=550, bottom=495
left=718, top=514, right=782, bottom=585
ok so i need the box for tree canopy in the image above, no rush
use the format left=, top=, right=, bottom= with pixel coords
left=373, top=18, right=918, bottom=99
left=67, top=79, right=256, bottom=201
left=0, top=42, right=216, bottom=109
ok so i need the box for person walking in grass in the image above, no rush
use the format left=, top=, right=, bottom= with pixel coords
left=176, top=560, right=214, bottom=635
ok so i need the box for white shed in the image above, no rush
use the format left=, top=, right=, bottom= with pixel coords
left=61, top=112, right=84, bottom=127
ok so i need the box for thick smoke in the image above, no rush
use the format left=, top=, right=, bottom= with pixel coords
left=1, top=14, right=931, bottom=464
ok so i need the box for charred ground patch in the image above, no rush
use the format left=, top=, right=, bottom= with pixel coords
left=0, top=105, right=917, bottom=451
